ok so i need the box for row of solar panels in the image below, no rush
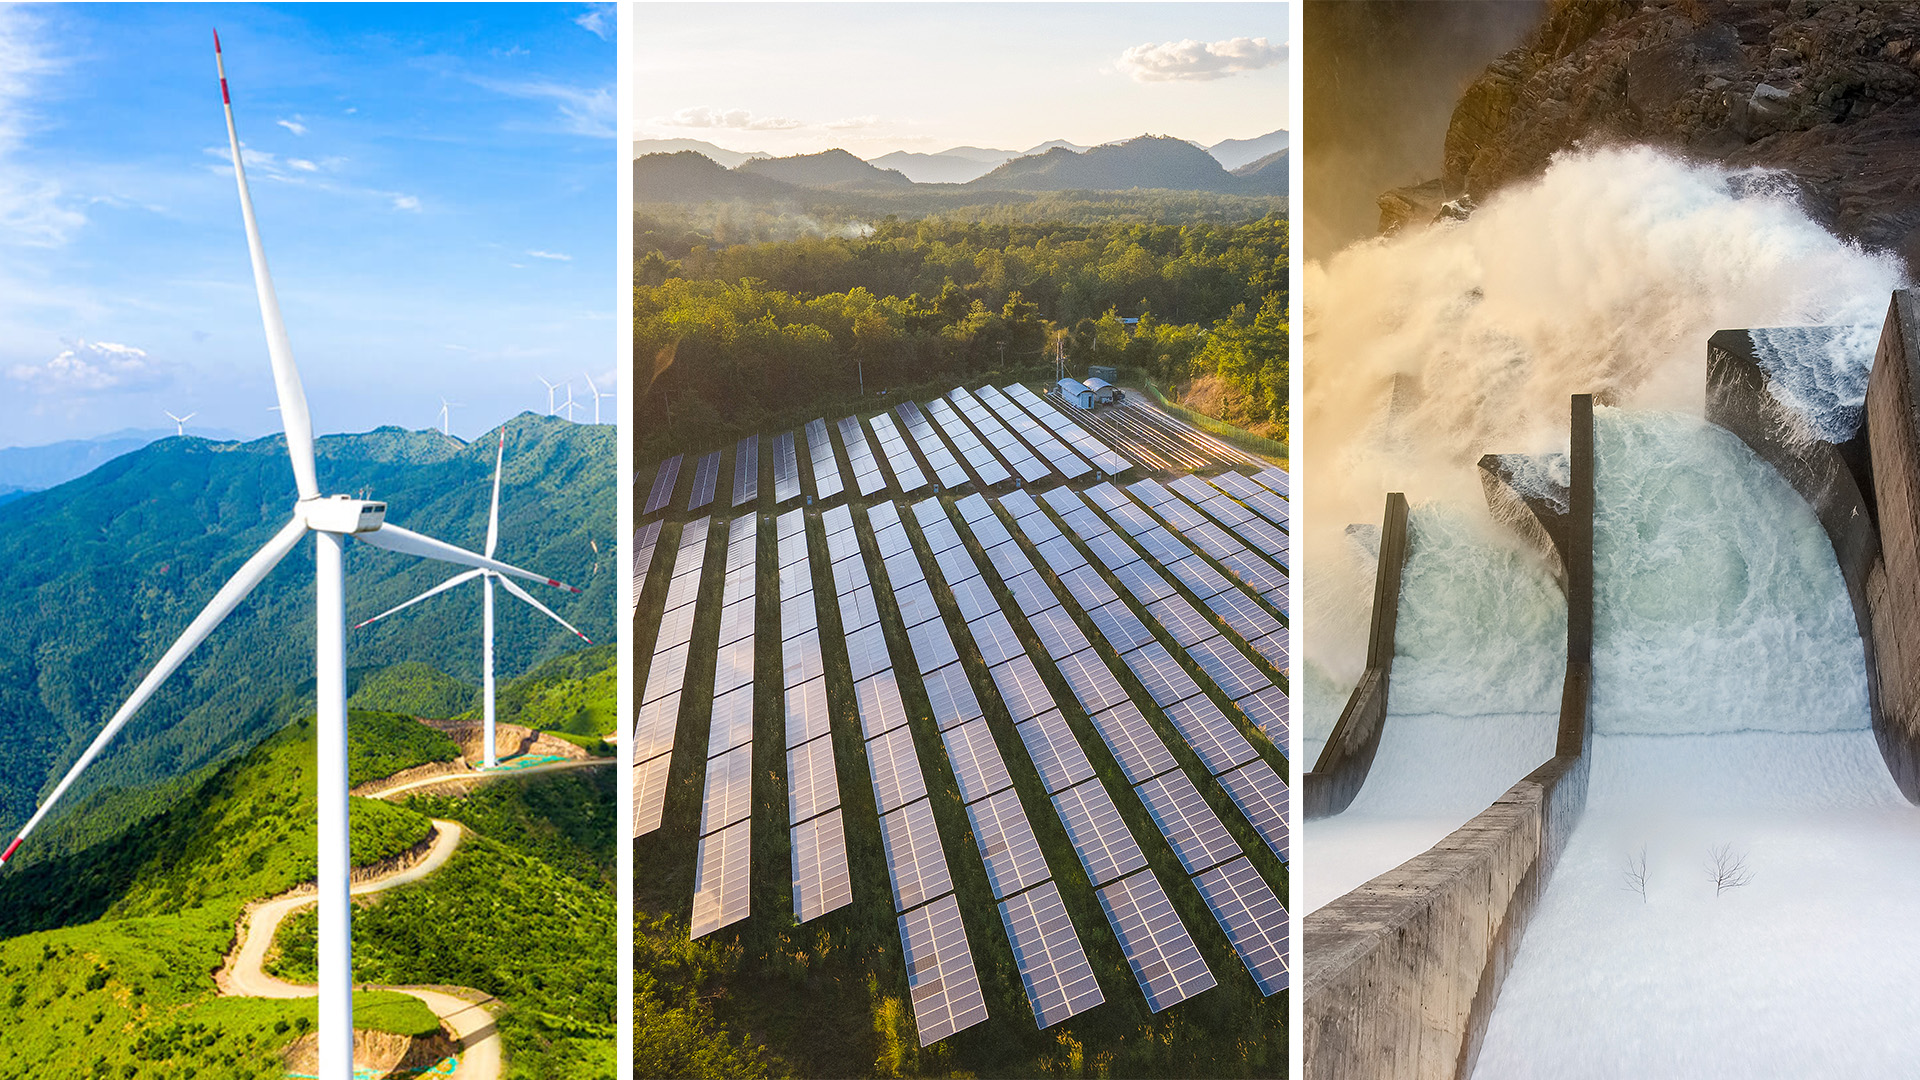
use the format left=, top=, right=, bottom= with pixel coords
left=779, top=507, right=855, bottom=927
left=689, top=514, right=762, bottom=939
left=633, top=517, right=713, bottom=838
left=961, top=491, right=1288, bottom=1000
left=869, top=411, right=929, bottom=494
left=629, top=520, right=663, bottom=622
left=977, top=384, right=1093, bottom=481
left=1107, top=480, right=1292, bottom=659
left=1006, top=382, right=1134, bottom=475
left=1203, top=469, right=1291, bottom=532
left=1163, top=473, right=1290, bottom=572
left=896, top=401, right=969, bottom=489
left=805, top=418, right=843, bottom=501
left=836, top=415, right=891, bottom=497
left=950, top=386, right=1052, bottom=483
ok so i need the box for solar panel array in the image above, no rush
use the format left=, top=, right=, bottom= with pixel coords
left=1193, top=857, right=1288, bottom=995
left=634, top=517, right=712, bottom=838
left=644, top=453, right=682, bottom=516
left=688, top=450, right=721, bottom=512
left=868, top=411, right=929, bottom=494
left=926, top=397, right=1012, bottom=486
left=629, top=520, right=663, bottom=620
left=900, top=894, right=991, bottom=1045
left=1003, top=383, right=1134, bottom=476
left=1252, top=466, right=1290, bottom=497
left=1162, top=474, right=1290, bottom=578
left=772, top=430, right=801, bottom=504
left=780, top=507, right=853, bottom=924
left=976, top=384, right=1092, bottom=480
left=690, top=513, right=761, bottom=939
left=1097, top=869, right=1217, bottom=1013
left=896, top=401, right=970, bottom=488
left=1207, top=470, right=1291, bottom=532
left=805, top=418, right=845, bottom=501
left=838, top=415, right=890, bottom=496
left=949, top=386, right=1050, bottom=482
left=732, top=434, right=760, bottom=507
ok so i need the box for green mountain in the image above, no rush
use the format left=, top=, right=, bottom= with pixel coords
left=0, top=413, right=614, bottom=857
left=968, top=134, right=1255, bottom=194
left=737, top=148, right=915, bottom=191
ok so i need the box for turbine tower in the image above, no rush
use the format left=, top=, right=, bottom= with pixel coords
left=584, top=372, right=613, bottom=425
left=437, top=397, right=462, bottom=436
left=353, top=427, right=592, bottom=768
left=165, top=410, right=197, bottom=436
left=0, top=35, right=583, bottom=1080
left=539, top=376, right=559, bottom=416
left=560, top=384, right=581, bottom=422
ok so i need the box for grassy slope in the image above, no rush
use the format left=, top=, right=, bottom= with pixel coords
left=488, top=642, right=617, bottom=746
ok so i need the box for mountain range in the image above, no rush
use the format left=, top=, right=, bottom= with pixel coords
left=0, top=427, right=244, bottom=495
left=0, top=412, right=614, bottom=841
left=636, top=132, right=1288, bottom=203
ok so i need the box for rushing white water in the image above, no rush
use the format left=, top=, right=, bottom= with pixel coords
left=1302, top=506, right=1564, bottom=912
left=1473, top=411, right=1920, bottom=1078
left=1302, top=146, right=1905, bottom=728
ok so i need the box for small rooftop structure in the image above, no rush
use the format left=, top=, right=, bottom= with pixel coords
left=1083, top=376, right=1117, bottom=404
left=1057, top=377, right=1094, bottom=410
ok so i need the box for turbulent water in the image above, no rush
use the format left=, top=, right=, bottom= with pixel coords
left=1302, top=506, right=1564, bottom=912
left=1472, top=411, right=1920, bottom=1078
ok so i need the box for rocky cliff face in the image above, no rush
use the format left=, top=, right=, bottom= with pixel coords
left=1396, top=0, right=1920, bottom=267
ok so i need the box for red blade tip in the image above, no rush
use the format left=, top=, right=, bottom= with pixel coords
left=2, top=838, right=22, bottom=864
left=213, top=28, right=221, bottom=51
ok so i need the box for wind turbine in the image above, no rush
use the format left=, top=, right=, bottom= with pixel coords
left=165, top=410, right=197, bottom=436
left=539, top=376, right=559, bottom=416
left=560, top=384, right=581, bottom=422
left=0, top=34, right=583, bottom=1080
left=353, top=427, right=592, bottom=768
left=437, top=397, right=462, bottom=436
left=583, top=372, right=613, bottom=425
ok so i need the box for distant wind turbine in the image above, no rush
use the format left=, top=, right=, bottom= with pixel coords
left=539, top=376, right=559, bottom=416
left=0, top=34, right=584, bottom=1080
left=438, top=397, right=463, bottom=436
left=354, top=427, right=592, bottom=768
left=165, top=410, right=197, bottom=436
left=560, top=384, right=582, bottom=422
left=584, top=372, right=613, bottom=425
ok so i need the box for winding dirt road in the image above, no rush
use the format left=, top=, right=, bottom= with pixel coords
left=222, top=756, right=612, bottom=1078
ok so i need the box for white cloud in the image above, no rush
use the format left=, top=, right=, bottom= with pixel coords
left=824, top=115, right=880, bottom=131
left=276, top=116, right=308, bottom=136
left=653, top=106, right=802, bottom=132
left=574, top=4, right=613, bottom=40
left=391, top=194, right=421, bottom=212
left=0, top=6, right=86, bottom=247
left=1117, top=37, right=1285, bottom=83
left=526, top=250, right=571, bottom=261
left=7, top=340, right=168, bottom=392
left=472, top=76, right=614, bottom=138
left=287, top=158, right=318, bottom=172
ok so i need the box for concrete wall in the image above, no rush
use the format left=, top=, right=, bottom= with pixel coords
left=1304, top=396, right=1593, bottom=1080
left=1305, top=492, right=1409, bottom=818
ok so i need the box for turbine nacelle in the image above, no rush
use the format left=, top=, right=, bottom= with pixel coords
left=300, top=496, right=388, bottom=535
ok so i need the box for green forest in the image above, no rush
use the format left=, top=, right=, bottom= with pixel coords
left=634, top=211, right=1288, bottom=461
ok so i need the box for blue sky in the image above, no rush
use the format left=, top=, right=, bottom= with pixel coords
left=0, top=3, right=615, bottom=448
left=634, top=2, right=1287, bottom=158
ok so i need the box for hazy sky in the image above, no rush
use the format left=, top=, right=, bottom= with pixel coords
left=0, top=3, right=614, bottom=448
left=633, top=3, right=1288, bottom=158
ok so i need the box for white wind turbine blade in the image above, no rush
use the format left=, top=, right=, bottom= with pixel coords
left=497, top=575, right=593, bottom=644
left=356, top=524, right=583, bottom=593
left=485, top=428, right=505, bottom=558
left=216, top=30, right=318, bottom=501
left=1, top=514, right=308, bottom=866
left=351, top=567, right=485, bottom=630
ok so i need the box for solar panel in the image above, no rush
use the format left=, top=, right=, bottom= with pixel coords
left=656, top=603, right=697, bottom=651
left=1207, top=589, right=1286, bottom=641
left=906, top=618, right=960, bottom=673
left=633, top=752, right=672, bottom=836
left=792, top=808, right=854, bottom=922
left=1220, top=550, right=1286, bottom=593
left=838, top=415, right=889, bottom=496
left=776, top=507, right=804, bottom=538
left=1163, top=696, right=1261, bottom=775
left=978, top=384, right=1090, bottom=479
left=964, top=788, right=1050, bottom=899
left=953, top=492, right=993, bottom=523
left=780, top=590, right=818, bottom=640
left=1235, top=685, right=1289, bottom=743
left=1026, top=605, right=1092, bottom=660
left=788, top=735, right=842, bottom=824
left=630, top=520, right=664, bottom=616
left=643, top=642, right=690, bottom=705
left=1124, top=643, right=1202, bottom=708
left=1090, top=701, right=1179, bottom=785
left=1148, top=596, right=1219, bottom=648
left=644, top=454, right=682, bottom=515
left=934, top=544, right=980, bottom=589
left=1055, top=649, right=1129, bottom=713
left=999, top=880, right=1106, bottom=1028
left=1193, top=857, right=1288, bottom=995
left=885, top=550, right=926, bottom=588
left=839, top=584, right=881, bottom=632
left=1136, top=770, right=1243, bottom=875
left=873, top=524, right=914, bottom=562
left=690, top=820, right=752, bottom=939
left=1015, top=509, right=1062, bottom=545
left=893, top=579, right=941, bottom=628
left=986, top=540, right=1031, bottom=583
left=881, top=798, right=955, bottom=911
left=1043, top=485, right=1089, bottom=514
left=1086, top=600, right=1156, bottom=653
left=941, top=719, right=1013, bottom=803
left=1253, top=467, right=1290, bottom=496
left=990, top=654, right=1055, bottom=722
left=721, top=563, right=756, bottom=603
left=830, top=556, right=869, bottom=596
left=967, top=513, right=1013, bottom=550
left=785, top=675, right=831, bottom=747
left=1248, top=631, right=1289, bottom=672
left=923, top=663, right=985, bottom=729
left=822, top=503, right=854, bottom=536
left=1058, top=566, right=1119, bottom=608
left=968, top=610, right=1024, bottom=667
left=1166, top=557, right=1231, bottom=601
left=857, top=670, right=910, bottom=739
left=912, top=497, right=950, bottom=529
left=662, top=569, right=703, bottom=612
left=784, top=629, right=825, bottom=686
left=1003, top=571, right=1057, bottom=616
left=1017, top=709, right=1097, bottom=793
left=1218, top=760, right=1288, bottom=862
left=1051, top=780, right=1148, bottom=886
left=1036, top=536, right=1089, bottom=577
left=846, top=623, right=892, bottom=682
left=1097, top=870, right=1216, bottom=1012
left=1188, top=638, right=1271, bottom=700
left=920, top=520, right=963, bottom=555
left=633, top=691, right=680, bottom=761
left=898, top=894, right=990, bottom=1045
left=1057, top=506, right=1105, bottom=537
left=1135, top=529, right=1189, bottom=565
left=713, top=636, right=755, bottom=696
left=773, top=431, right=801, bottom=503
left=688, top=450, right=722, bottom=511
left=1079, top=530, right=1140, bottom=572
left=805, top=418, right=845, bottom=500
left=1083, top=483, right=1132, bottom=513
left=949, top=575, right=1000, bottom=622
left=824, top=525, right=862, bottom=564
left=866, top=725, right=929, bottom=813
left=898, top=401, right=970, bottom=488
left=870, top=412, right=929, bottom=494
left=707, top=684, right=754, bottom=756
left=699, top=743, right=755, bottom=835
left=733, top=435, right=761, bottom=506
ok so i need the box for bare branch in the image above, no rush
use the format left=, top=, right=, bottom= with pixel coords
left=1706, top=843, right=1753, bottom=895
left=1623, top=846, right=1648, bottom=901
